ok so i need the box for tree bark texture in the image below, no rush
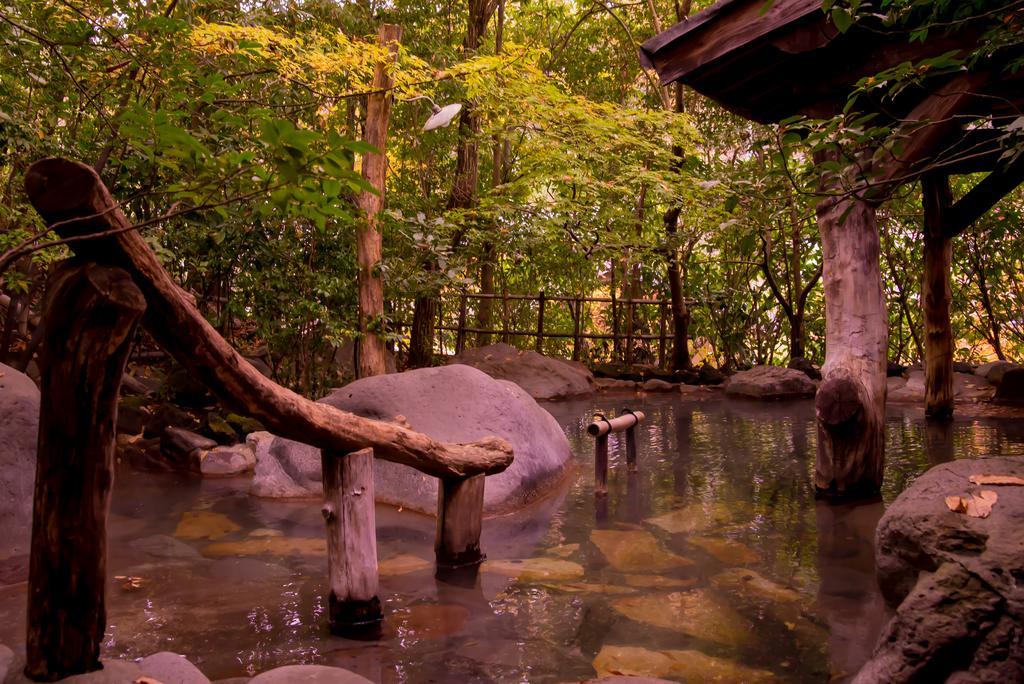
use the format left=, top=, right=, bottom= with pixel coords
left=26, top=261, right=145, bottom=680
left=321, top=448, right=381, bottom=634
left=814, top=190, right=887, bottom=497
left=24, top=158, right=513, bottom=480
left=355, top=24, right=401, bottom=379
left=921, top=174, right=954, bottom=419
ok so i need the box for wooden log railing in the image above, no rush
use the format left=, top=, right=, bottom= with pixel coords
left=403, top=290, right=712, bottom=365
left=22, top=157, right=515, bottom=676
left=586, top=409, right=646, bottom=496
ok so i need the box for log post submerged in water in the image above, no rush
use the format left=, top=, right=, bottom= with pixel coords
left=435, top=474, right=485, bottom=573
left=922, top=173, right=955, bottom=420
left=321, top=448, right=382, bottom=635
left=26, top=262, right=146, bottom=681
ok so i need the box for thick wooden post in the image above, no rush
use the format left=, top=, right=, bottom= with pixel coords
left=535, top=290, right=546, bottom=353
left=435, top=475, right=485, bottom=570
left=922, top=174, right=955, bottom=419
left=26, top=262, right=145, bottom=680
left=356, top=24, right=401, bottom=379
left=625, top=424, right=638, bottom=473
left=572, top=298, right=583, bottom=361
left=455, top=293, right=468, bottom=354
left=321, top=448, right=382, bottom=635
left=595, top=434, right=609, bottom=495
left=814, top=180, right=887, bottom=497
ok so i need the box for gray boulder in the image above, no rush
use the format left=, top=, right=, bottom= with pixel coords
left=255, top=365, right=573, bottom=515
left=0, top=363, right=38, bottom=560
left=787, top=356, right=822, bottom=380
left=976, top=360, right=1019, bottom=385
left=200, top=443, right=256, bottom=477
left=888, top=370, right=995, bottom=404
left=139, top=652, right=211, bottom=684
left=595, top=378, right=638, bottom=391
left=449, top=342, right=594, bottom=400
left=853, top=458, right=1024, bottom=683
left=724, top=365, right=816, bottom=400
left=994, top=368, right=1024, bottom=405
left=249, top=665, right=372, bottom=684
left=641, top=378, right=675, bottom=392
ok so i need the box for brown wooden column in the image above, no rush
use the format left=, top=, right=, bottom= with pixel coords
left=921, top=174, right=955, bottom=419
left=814, top=184, right=887, bottom=497
left=321, top=448, right=382, bottom=635
left=26, top=262, right=145, bottom=680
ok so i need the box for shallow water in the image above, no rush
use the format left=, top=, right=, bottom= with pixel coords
left=2, top=394, right=1023, bottom=682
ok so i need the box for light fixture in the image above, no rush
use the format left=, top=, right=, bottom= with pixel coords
left=404, top=95, right=463, bottom=132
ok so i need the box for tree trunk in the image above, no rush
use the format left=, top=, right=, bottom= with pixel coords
left=664, top=206, right=692, bottom=371
left=921, top=174, right=954, bottom=419
left=789, top=310, right=806, bottom=360
left=355, top=24, right=401, bottom=378
left=814, top=184, right=887, bottom=497
left=26, top=261, right=145, bottom=680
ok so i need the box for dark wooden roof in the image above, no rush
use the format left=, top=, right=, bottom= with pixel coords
left=638, top=0, right=1000, bottom=125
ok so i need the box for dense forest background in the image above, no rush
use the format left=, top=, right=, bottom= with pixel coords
left=1, top=0, right=1022, bottom=394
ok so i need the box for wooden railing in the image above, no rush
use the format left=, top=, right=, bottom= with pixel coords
left=405, top=290, right=711, bottom=367
left=22, top=158, right=514, bottom=679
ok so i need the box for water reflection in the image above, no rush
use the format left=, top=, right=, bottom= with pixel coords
left=0, top=395, right=1021, bottom=681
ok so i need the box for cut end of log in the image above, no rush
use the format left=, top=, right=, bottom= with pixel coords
left=816, top=376, right=864, bottom=428
left=25, top=158, right=103, bottom=224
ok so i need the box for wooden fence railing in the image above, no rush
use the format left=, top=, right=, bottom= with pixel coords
left=402, top=291, right=710, bottom=367
left=23, top=158, right=514, bottom=679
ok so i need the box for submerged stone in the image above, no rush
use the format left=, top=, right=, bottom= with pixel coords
left=590, top=529, right=693, bottom=573
left=688, top=536, right=761, bottom=565
left=378, top=553, right=433, bottom=576
left=593, top=645, right=777, bottom=682
left=202, top=536, right=326, bottom=557
left=174, top=511, right=242, bottom=541
left=610, top=591, right=752, bottom=647
left=623, top=574, right=698, bottom=589
left=644, top=502, right=745, bottom=535
left=389, top=603, right=470, bottom=640
left=710, top=568, right=801, bottom=603
left=539, top=582, right=638, bottom=595
left=483, top=557, right=585, bottom=582
left=139, top=651, right=211, bottom=684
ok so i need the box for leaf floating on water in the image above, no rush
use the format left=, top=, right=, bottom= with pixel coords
left=968, top=474, right=1024, bottom=486
left=945, top=490, right=998, bottom=518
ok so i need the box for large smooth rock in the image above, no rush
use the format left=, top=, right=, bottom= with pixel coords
left=6, top=659, right=143, bottom=683
left=724, top=365, right=816, bottom=400
left=139, top=652, right=211, bottom=684
left=994, top=368, right=1024, bottom=405
left=854, top=458, right=1024, bottom=683
left=255, top=365, right=573, bottom=515
left=249, top=665, right=372, bottom=683
left=888, top=370, right=995, bottom=404
left=449, top=342, right=594, bottom=400
left=0, top=363, right=38, bottom=560
left=976, top=360, right=1019, bottom=385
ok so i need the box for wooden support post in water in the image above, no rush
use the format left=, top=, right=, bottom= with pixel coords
left=535, top=290, right=546, bottom=353
left=455, top=293, right=468, bottom=355
left=26, top=262, right=146, bottom=681
left=435, top=474, right=486, bottom=571
left=624, top=416, right=638, bottom=473
left=321, top=448, right=382, bottom=636
left=922, top=173, right=955, bottom=420
left=594, top=433, right=609, bottom=496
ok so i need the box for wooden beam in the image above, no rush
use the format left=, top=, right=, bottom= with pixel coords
left=24, top=157, right=514, bottom=480
left=944, top=155, right=1024, bottom=237
left=26, top=262, right=145, bottom=680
